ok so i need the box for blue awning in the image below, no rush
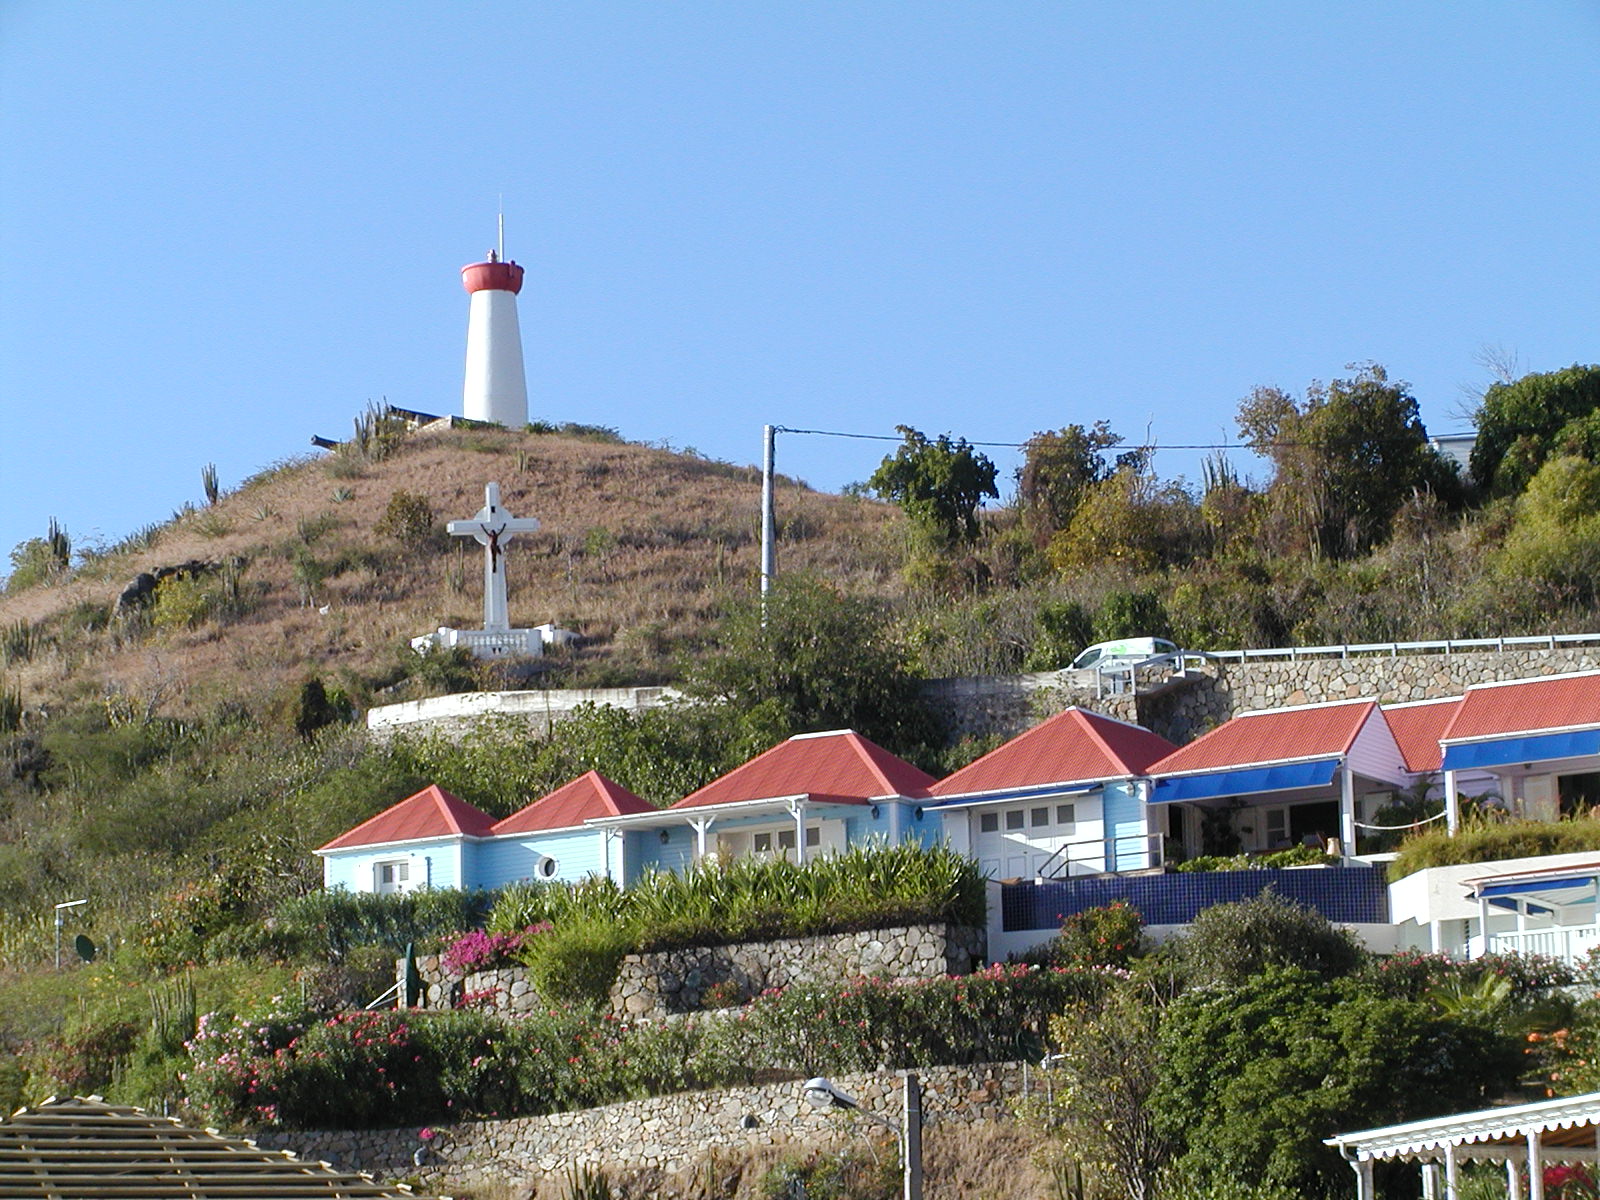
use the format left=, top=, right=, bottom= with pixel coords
left=1442, top=729, right=1600, bottom=772
left=1149, top=758, right=1341, bottom=805
left=1477, top=875, right=1599, bottom=900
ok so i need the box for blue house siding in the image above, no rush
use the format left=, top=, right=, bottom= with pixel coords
left=1102, top=782, right=1147, bottom=871
left=322, top=837, right=465, bottom=893
left=629, top=826, right=695, bottom=885
left=474, top=829, right=605, bottom=888
left=1001, top=867, right=1390, bottom=932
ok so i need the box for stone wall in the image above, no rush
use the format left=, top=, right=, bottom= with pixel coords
left=610, top=923, right=986, bottom=1017
left=253, top=1061, right=1026, bottom=1193
left=406, top=924, right=986, bottom=1020
left=929, top=646, right=1600, bottom=746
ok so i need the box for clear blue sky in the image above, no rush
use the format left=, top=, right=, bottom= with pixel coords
left=3, top=2, right=1598, bottom=564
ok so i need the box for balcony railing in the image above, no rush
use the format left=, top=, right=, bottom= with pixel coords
left=1033, top=832, right=1165, bottom=881
left=1486, top=924, right=1600, bottom=965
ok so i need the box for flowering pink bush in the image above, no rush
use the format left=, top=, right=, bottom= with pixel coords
left=442, top=924, right=550, bottom=976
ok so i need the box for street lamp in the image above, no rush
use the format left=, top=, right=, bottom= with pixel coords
left=53, top=899, right=86, bottom=970
left=802, top=1073, right=923, bottom=1200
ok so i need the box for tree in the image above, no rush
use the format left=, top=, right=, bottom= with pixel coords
left=868, top=426, right=998, bottom=547
left=1017, top=421, right=1125, bottom=538
left=1155, top=967, right=1518, bottom=1198
left=5, top=519, right=71, bottom=593
left=682, top=574, right=938, bottom=756
left=1238, top=364, right=1457, bottom=560
left=1472, top=364, right=1600, bottom=497
left=1044, top=979, right=1174, bottom=1200
left=1495, top=455, right=1600, bottom=606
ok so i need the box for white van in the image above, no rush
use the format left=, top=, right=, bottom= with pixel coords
left=1068, top=637, right=1180, bottom=672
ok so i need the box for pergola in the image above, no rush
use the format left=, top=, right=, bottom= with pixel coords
left=0, top=1095, right=433, bottom=1199
left=1326, top=1092, right=1600, bottom=1200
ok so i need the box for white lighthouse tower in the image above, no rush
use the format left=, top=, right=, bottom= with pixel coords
left=460, top=248, right=528, bottom=427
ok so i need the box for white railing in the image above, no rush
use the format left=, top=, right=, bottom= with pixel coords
left=1487, top=924, right=1600, bottom=964
left=1206, top=632, right=1600, bottom=664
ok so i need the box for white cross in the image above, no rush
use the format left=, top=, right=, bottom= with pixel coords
left=446, top=482, right=541, bottom=632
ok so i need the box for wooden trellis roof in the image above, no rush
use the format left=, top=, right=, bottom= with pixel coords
left=0, top=1096, right=436, bottom=1199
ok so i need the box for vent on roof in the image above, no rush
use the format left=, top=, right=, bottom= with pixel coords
left=788, top=729, right=855, bottom=740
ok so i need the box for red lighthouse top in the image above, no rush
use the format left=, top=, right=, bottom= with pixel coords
left=461, top=250, right=524, bottom=295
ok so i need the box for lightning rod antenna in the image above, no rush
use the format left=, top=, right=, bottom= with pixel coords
left=498, top=199, right=505, bottom=261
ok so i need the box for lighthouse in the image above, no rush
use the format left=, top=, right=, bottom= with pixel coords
left=460, top=249, right=528, bottom=427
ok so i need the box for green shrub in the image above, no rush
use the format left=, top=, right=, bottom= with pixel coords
left=1390, top=818, right=1600, bottom=880
left=487, top=843, right=986, bottom=966
left=520, top=917, right=637, bottom=1009
left=758, top=1147, right=898, bottom=1200
left=1176, top=891, right=1365, bottom=988
left=1050, top=900, right=1145, bottom=969
left=375, top=489, right=436, bottom=545
left=1172, top=845, right=1339, bottom=872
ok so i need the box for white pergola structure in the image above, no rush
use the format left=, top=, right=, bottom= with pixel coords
left=1326, top=1092, right=1600, bottom=1200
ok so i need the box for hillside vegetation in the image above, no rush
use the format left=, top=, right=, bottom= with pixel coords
left=7, top=363, right=1600, bottom=1138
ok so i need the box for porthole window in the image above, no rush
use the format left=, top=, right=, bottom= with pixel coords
left=537, top=857, right=559, bottom=879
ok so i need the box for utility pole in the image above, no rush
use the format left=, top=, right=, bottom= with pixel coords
left=760, top=424, right=777, bottom=599
left=902, top=1072, right=923, bottom=1200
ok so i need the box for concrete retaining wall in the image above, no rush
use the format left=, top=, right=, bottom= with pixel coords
left=253, top=1061, right=1026, bottom=1193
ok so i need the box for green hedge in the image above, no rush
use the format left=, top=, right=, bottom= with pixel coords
left=1389, top=818, right=1600, bottom=881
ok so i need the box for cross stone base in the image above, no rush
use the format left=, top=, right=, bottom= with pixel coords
left=411, top=624, right=579, bottom=661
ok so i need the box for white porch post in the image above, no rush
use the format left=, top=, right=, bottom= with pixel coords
left=1528, top=1131, right=1545, bottom=1200
left=1339, top=766, right=1358, bottom=860
left=1445, top=769, right=1461, bottom=835
left=610, top=828, right=627, bottom=886
left=689, top=817, right=715, bottom=863
left=787, top=797, right=808, bottom=865
left=1478, top=895, right=1492, bottom=959
left=601, top=827, right=612, bottom=883
left=1422, top=1161, right=1439, bottom=1200
left=1352, top=1157, right=1374, bottom=1200
left=1507, top=1156, right=1522, bottom=1200
left=1445, top=1142, right=1460, bottom=1200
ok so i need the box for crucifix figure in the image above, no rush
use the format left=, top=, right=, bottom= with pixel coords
left=446, top=482, right=540, bottom=632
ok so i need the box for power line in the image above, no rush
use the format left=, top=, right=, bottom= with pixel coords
left=772, top=425, right=1476, bottom=453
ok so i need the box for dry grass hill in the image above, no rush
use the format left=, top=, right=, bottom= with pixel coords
left=0, top=421, right=909, bottom=718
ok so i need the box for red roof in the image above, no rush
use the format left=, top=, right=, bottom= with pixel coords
left=929, top=708, right=1177, bottom=798
left=316, top=784, right=496, bottom=852
left=492, top=771, right=656, bottom=834
left=1382, top=698, right=1462, bottom=772
left=1442, top=672, right=1600, bottom=742
left=1149, top=701, right=1378, bottom=775
left=671, top=730, right=935, bottom=811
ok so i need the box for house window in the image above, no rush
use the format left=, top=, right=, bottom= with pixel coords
left=753, top=832, right=773, bottom=853
left=777, top=828, right=796, bottom=851
left=1005, top=811, right=1025, bottom=831
left=806, top=826, right=821, bottom=848
left=1056, top=804, right=1076, bottom=826
left=375, top=860, right=410, bottom=895
left=537, top=857, right=559, bottom=879
left=1031, top=807, right=1050, bottom=828
left=979, top=813, right=999, bottom=833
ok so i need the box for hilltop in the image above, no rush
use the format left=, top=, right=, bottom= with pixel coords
left=0, top=422, right=907, bottom=719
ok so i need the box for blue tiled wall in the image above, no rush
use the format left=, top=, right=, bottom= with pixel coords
left=1002, top=867, right=1390, bottom=931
